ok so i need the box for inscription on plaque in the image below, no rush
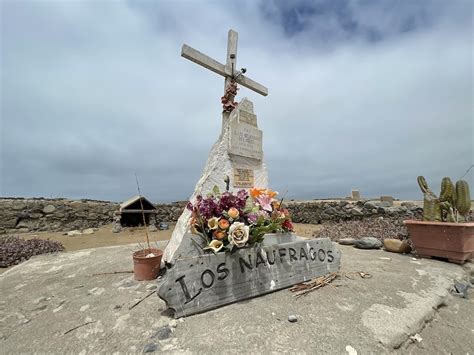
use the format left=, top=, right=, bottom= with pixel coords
left=158, top=237, right=341, bottom=318
left=233, top=168, right=254, bottom=188
left=229, top=122, right=263, bottom=160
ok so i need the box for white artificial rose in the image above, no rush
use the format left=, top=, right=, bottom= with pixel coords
left=228, top=222, right=250, bottom=248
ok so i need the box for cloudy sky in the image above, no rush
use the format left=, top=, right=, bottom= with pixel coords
left=1, top=0, right=473, bottom=202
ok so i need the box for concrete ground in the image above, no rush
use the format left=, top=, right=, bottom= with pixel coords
left=0, top=241, right=472, bottom=354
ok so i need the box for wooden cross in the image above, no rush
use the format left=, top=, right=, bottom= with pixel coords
left=181, top=29, right=268, bottom=98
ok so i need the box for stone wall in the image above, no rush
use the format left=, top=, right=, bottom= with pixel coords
left=0, top=198, right=119, bottom=234
left=287, top=200, right=422, bottom=224
left=0, top=198, right=421, bottom=234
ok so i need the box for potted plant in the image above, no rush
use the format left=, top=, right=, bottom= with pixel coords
left=132, top=175, right=163, bottom=281
left=404, top=176, right=473, bottom=264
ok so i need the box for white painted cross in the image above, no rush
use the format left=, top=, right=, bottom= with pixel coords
left=181, top=29, right=268, bottom=97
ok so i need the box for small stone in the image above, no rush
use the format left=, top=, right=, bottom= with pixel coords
left=383, top=239, right=411, bottom=253
left=454, top=281, right=470, bottom=299
left=169, top=320, right=177, bottom=328
left=113, top=304, right=122, bottom=310
left=363, top=201, right=377, bottom=210
left=43, top=205, right=56, bottom=214
left=67, top=230, right=82, bottom=236
left=158, top=222, right=169, bottom=230
left=377, top=207, right=386, bottom=214
left=353, top=237, right=382, bottom=249
left=146, top=284, right=157, bottom=291
left=112, top=224, right=122, bottom=233
left=152, top=326, right=173, bottom=340
left=82, top=228, right=95, bottom=235
left=338, top=238, right=356, bottom=245
left=143, top=343, right=158, bottom=353
left=288, top=315, right=297, bottom=323
left=351, top=208, right=364, bottom=216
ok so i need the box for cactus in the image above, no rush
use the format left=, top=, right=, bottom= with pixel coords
left=440, top=177, right=456, bottom=206
left=417, top=176, right=441, bottom=221
left=455, top=180, right=471, bottom=219
left=418, top=176, right=471, bottom=222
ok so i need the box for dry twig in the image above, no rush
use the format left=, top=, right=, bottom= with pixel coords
left=63, top=321, right=96, bottom=335
left=129, top=290, right=155, bottom=310
left=289, top=271, right=372, bottom=298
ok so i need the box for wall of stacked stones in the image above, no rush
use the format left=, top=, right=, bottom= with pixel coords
left=0, top=198, right=421, bottom=234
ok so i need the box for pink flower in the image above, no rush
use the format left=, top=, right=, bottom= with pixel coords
left=257, top=194, right=273, bottom=212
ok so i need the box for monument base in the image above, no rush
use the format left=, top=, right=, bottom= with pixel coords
left=158, top=234, right=341, bottom=318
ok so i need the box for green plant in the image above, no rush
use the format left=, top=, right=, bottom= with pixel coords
left=417, top=176, right=471, bottom=222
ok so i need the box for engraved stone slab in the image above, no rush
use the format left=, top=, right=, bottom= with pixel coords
left=238, top=110, right=257, bottom=126
left=233, top=168, right=254, bottom=188
left=158, top=237, right=341, bottom=318
left=229, top=121, right=263, bottom=160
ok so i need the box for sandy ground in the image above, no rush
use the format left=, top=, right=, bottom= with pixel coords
left=0, top=223, right=323, bottom=274
left=12, top=222, right=321, bottom=252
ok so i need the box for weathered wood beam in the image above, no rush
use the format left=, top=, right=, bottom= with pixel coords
left=181, top=44, right=226, bottom=77
left=235, top=74, right=268, bottom=96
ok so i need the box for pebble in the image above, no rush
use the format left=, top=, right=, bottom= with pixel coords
left=152, top=326, right=173, bottom=340
left=82, top=228, right=95, bottom=235
left=146, top=284, right=157, bottom=291
left=67, top=230, right=82, bottom=237
left=143, top=343, right=158, bottom=353
left=288, top=315, right=297, bottom=323
left=169, top=320, right=177, bottom=328
left=353, top=237, right=382, bottom=249
left=338, top=238, right=356, bottom=245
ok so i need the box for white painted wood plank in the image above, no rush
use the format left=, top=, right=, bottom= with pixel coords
left=158, top=238, right=341, bottom=318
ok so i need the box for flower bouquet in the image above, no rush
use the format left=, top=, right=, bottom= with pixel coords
left=186, top=186, right=294, bottom=253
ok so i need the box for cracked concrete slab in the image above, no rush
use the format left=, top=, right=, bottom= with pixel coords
left=0, top=242, right=469, bottom=353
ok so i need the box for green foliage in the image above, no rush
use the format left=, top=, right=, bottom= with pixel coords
left=417, top=176, right=441, bottom=222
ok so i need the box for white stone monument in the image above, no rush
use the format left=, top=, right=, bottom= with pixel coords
left=163, top=30, right=269, bottom=265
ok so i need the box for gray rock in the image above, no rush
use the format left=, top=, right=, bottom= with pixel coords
left=353, top=237, right=382, bottom=249
left=377, top=207, right=386, bottom=214
left=148, top=224, right=158, bottom=232
left=43, top=205, right=56, bottom=214
left=288, top=315, right=298, bottom=323
left=67, top=230, right=82, bottom=237
left=152, top=325, right=173, bottom=340
left=112, top=224, right=122, bottom=233
left=364, top=201, right=377, bottom=210
left=454, top=281, right=470, bottom=299
left=351, top=208, right=364, bottom=216
left=82, top=228, right=95, bottom=235
left=158, top=222, right=169, bottom=230
left=375, top=201, right=391, bottom=208
left=338, top=238, right=356, bottom=245
left=168, top=319, right=177, bottom=328
left=143, top=343, right=159, bottom=353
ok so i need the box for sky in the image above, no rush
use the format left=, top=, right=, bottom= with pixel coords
left=1, top=0, right=473, bottom=203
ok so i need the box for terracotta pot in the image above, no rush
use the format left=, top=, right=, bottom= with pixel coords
left=404, top=220, right=474, bottom=264
left=133, top=248, right=163, bottom=281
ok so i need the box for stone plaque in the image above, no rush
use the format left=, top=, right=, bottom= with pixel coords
left=158, top=237, right=341, bottom=318
left=233, top=168, right=254, bottom=188
left=229, top=121, right=263, bottom=160
left=238, top=110, right=257, bottom=127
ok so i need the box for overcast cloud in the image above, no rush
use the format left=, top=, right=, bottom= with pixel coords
left=1, top=0, right=473, bottom=202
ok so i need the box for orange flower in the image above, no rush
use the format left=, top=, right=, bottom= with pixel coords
left=213, top=230, right=226, bottom=240
left=218, top=219, right=230, bottom=230
left=265, top=189, right=278, bottom=198
left=250, top=187, right=265, bottom=198
left=228, top=207, right=240, bottom=219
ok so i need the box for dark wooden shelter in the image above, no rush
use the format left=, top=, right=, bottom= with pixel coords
left=118, top=196, right=157, bottom=227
